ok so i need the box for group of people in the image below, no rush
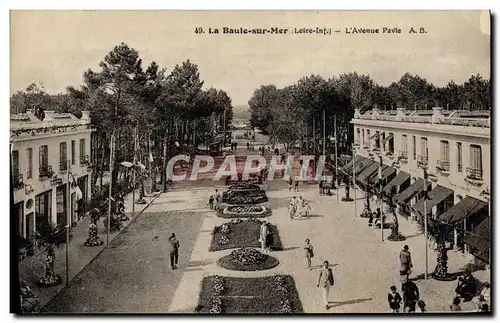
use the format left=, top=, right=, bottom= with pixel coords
left=230, top=142, right=238, bottom=150
left=208, top=189, right=221, bottom=210
left=288, top=196, right=311, bottom=219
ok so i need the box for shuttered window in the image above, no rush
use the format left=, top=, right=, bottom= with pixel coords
left=469, top=145, right=482, bottom=171
left=440, top=140, right=449, bottom=162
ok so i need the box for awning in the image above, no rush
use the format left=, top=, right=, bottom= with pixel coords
left=338, top=156, right=357, bottom=175
left=367, top=164, right=396, bottom=186
left=354, top=157, right=375, bottom=176
left=382, top=133, right=394, bottom=144
left=463, top=218, right=490, bottom=263
left=370, top=132, right=379, bottom=140
left=383, top=171, right=410, bottom=195
left=393, top=178, right=426, bottom=205
left=439, top=196, right=488, bottom=225
left=412, top=185, right=454, bottom=216
left=357, top=162, right=380, bottom=185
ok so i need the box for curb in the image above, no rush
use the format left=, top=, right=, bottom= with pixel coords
left=40, top=192, right=163, bottom=311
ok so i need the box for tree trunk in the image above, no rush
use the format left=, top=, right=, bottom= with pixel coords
left=162, top=137, right=168, bottom=193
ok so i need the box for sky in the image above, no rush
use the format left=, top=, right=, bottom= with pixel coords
left=10, top=10, right=490, bottom=106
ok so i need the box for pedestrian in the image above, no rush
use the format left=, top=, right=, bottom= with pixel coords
left=388, top=285, right=402, bottom=313
left=417, top=300, right=427, bottom=313
left=295, top=179, right=299, bottom=191
left=168, top=233, right=180, bottom=270
left=401, top=276, right=419, bottom=313
left=208, top=195, right=214, bottom=210
left=304, top=239, right=314, bottom=270
left=265, top=224, right=274, bottom=252
left=399, top=245, right=413, bottom=277
left=450, top=297, right=461, bottom=311
left=259, top=221, right=268, bottom=251
left=317, top=260, right=334, bottom=310
left=289, top=198, right=296, bottom=220
left=288, top=178, right=293, bottom=191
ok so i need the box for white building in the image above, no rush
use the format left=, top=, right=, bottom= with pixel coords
left=11, top=110, right=93, bottom=245
left=349, top=107, right=490, bottom=262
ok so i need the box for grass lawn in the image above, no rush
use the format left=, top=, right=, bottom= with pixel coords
left=209, top=220, right=283, bottom=252
left=196, top=275, right=304, bottom=314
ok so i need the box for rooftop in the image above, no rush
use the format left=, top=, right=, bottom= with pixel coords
left=353, top=107, right=490, bottom=128
left=10, top=109, right=91, bottom=137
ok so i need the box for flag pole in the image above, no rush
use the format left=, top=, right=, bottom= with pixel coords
left=334, top=115, right=339, bottom=201
left=424, top=166, right=428, bottom=280
left=132, top=125, right=137, bottom=213
left=353, top=147, right=356, bottom=217
left=65, top=159, right=70, bottom=286
left=107, top=131, right=114, bottom=246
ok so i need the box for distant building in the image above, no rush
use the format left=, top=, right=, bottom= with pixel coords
left=349, top=107, right=490, bottom=262
left=11, top=110, right=93, bottom=245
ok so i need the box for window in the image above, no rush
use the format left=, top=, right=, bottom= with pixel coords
left=355, top=128, right=360, bottom=145
left=60, top=142, right=68, bottom=171
left=419, top=137, right=428, bottom=164
left=12, top=150, right=19, bottom=175
left=71, top=140, right=76, bottom=165
left=375, top=131, right=380, bottom=149
left=27, top=148, right=33, bottom=179
left=366, top=130, right=370, bottom=148
left=401, top=135, right=408, bottom=158
left=412, top=136, right=416, bottom=160
left=468, top=145, right=483, bottom=179
left=438, top=140, right=450, bottom=171
left=457, top=142, right=462, bottom=172
left=79, top=139, right=86, bottom=164
left=39, top=145, right=48, bottom=168
left=362, top=129, right=365, bottom=146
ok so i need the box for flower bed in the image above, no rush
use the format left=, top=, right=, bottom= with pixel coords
left=209, top=219, right=283, bottom=251
left=217, top=248, right=279, bottom=271
left=218, top=205, right=271, bottom=218
left=228, top=183, right=261, bottom=192
left=196, top=275, right=303, bottom=313
left=222, top=190, right=268, bottom=205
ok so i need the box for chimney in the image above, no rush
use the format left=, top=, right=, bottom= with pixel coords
left=431, top=107, right=444, bottom=124
left=371, top=107, right=380, bottom=120
left=396, top=107, right=406, bottom=122
left=44, top=110, right=55, bottom=121
left=81, top=110, right=90, bottom=122
left=354, top=108, right=361, bottom=118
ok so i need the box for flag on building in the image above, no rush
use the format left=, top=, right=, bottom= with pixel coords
left=70, top=172, right=83, bottom=200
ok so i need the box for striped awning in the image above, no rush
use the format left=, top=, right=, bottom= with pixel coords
left=357, top=162, right=380, bottom=185
left=354, top=156, right=375, bottom=176
left=370, top=132, right=379, bottom=139
left=383, top=171, right=410, bottom=195
left=382, top=133, right=394, bottom=144
left=393, top=178, right=427, bottom=205
left=463, top=217, right=490, bottom=263
left=439, top=196, right=488, bottom=225
left=367, top=164, right=396, bottom=186
left=412, top=185, right=454, bottom=216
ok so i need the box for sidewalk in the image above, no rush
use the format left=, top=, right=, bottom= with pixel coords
left=18, top=187, right=161, bottom=309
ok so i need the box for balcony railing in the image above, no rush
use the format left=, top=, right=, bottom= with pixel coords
left=59, top=160, right=68, bottom=172
left=13, top=173, right=24, bottom=190
left=436, top=160, right=451, bottom=172
left=417, top=155, right=428, bottom=165
left=466, top=167, right=483, bottom=180
left=356, top=113, right=490, bottom=128
left=79, top=155, right=90, bottom=166
left=398, top=150, right=408, bottom=160
left=39, top=165, right=54, bottom=179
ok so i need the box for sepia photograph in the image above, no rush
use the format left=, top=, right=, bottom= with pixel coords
left=9, top=10, right=491, bottom=314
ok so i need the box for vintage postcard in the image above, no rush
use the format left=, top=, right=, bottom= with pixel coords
left=10, top=10, right=491, bottom=314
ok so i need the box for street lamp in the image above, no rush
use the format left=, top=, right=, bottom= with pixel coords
left=371, top=152, right=384, bottom=242
left=422, top=164, right=429, bottom=280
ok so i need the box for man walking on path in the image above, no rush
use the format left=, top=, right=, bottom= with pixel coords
left=317, top=260, right=335, bottom=310
left=168, top=233, right=180, bottom=270
left=401, top=276, right=419, bottom=313
left=399, top=245, right=413, bottom=277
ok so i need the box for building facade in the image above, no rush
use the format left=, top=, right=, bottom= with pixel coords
left=11, top=110, right=93, bottom=244
left=350, top=107, right=490, bottom=261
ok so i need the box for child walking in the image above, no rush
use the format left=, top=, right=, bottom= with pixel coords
left=208, top=195, right=214, bottom=210
left=388, top=285, right=402, bottom=313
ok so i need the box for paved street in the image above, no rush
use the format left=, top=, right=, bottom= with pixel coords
left=40, top=151, right=490, bottom=314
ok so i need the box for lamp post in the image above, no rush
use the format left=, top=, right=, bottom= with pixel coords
left=353, top=147, right=357, bottom=217
left=65, top=159, right=71, bottom=286
left=422, top=165, right=429, bottom=280
left=378, top=154, right=383, bottom=242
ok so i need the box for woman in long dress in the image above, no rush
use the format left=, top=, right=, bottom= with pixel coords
left=295, top=197, right=304, bottom=218
left=259, top=221, right=268, bottom=250
left=289, top=197, right=296, bottom=220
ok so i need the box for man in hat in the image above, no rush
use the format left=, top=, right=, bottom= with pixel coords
left=399, top=245, right=413, bottom=277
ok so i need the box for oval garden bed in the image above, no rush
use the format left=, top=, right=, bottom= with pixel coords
left=218, top=205, right=271, bottom=218
left=217, top=248, right=279, bottom=271
left=228, top=183, right=261, bottom=192
left=210, top=218, right=283, bottom=251
left=222, top=190, right=268, bottom=204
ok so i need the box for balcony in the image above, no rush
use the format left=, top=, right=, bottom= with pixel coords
left=13, top=173, right=24, bottom=190
left=417, top=155, right=428, bottom=166
left=466, top=167, right=483, bottom=181
left=59, top=160, right=68, bottom=172
left=39, top=165, right=54, bottom=179
left=436, top=160, right=451, bottom=175
left=79, top=155, right=90, bottom=166
left=398, top=150, right=408, bottom=161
